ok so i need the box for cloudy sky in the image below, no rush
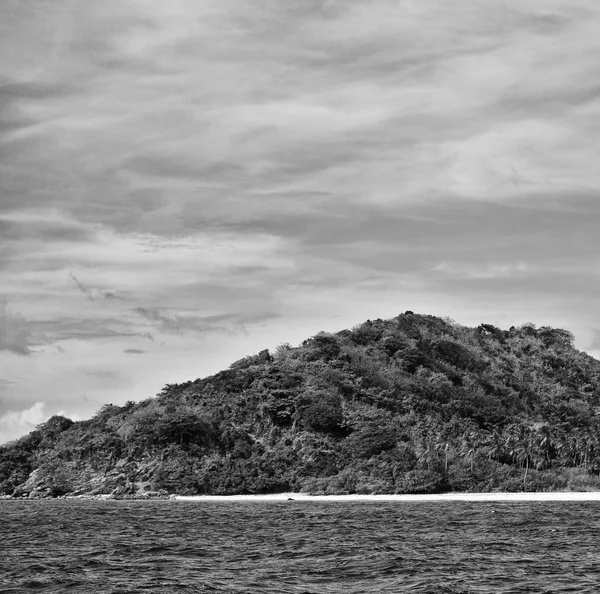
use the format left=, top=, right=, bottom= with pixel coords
left=1, top=0, right=600, bottom=443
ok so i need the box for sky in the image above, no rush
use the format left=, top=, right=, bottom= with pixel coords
left=1, top=0, right=600, bottom=443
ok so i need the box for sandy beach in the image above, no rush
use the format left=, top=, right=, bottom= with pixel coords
left=174, top=492, right=600, bottom=502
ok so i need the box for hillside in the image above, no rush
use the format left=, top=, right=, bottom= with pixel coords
left=3, top=312, right=600, bottom=498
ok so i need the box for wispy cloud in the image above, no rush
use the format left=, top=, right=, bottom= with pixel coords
left=133, top=306, right=279, bottom=336
left=69, top=272, right=122, bottom=302
left=2, top=1, right=598, bottom=233
left=69, top=272, right=95, bottom=302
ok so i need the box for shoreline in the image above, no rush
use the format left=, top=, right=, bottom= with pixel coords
left=5, top=491, right=600, bottom=502
left=173, top=491, right=600, bottom=502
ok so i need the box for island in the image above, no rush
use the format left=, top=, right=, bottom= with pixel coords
left=2, top=312, right=600, bottom=498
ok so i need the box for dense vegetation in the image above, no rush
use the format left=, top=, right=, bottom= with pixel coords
left=3, top=312, right=600, bottom=497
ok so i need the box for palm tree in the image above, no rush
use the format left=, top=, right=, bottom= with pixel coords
left=435, top=441, right=451, bottom=476
left=506, top=424, right=534, bottom=489
left=443, top=442, right=450, bottom=476
left=414, top=437, right=431, bottom=471
left=483, top=429, right=504, bottom=463
left=533, top=424, right=552, bottom=470
left=558, top=432, right=579, bottom=468
left=460, top=431, right=480, bottom=473
left=588, top=434, right=600, bottom=475
left=579, top=432, right=597, bottom=472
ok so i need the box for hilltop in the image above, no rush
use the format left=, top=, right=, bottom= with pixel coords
left=2, top=312, right=600, bottom=498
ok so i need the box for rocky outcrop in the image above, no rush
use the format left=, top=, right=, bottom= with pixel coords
left=11, top=469, right=50, bottom=498
left=8, top=461, right=170, bottom=499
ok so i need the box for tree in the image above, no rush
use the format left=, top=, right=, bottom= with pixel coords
left=506, top=424, right=537, bottom=489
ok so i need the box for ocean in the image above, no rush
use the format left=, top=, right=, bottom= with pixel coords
left=2, top=499, right=599, bottom=593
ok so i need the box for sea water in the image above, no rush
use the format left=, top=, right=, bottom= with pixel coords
left=2, top=499, right=599, bottom=593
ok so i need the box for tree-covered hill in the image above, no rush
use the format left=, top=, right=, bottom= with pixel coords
left=3, top=312, right=600, bottom=498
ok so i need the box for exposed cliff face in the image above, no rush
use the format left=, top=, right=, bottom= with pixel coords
left=3, top=313, right=600, bottom=497
left=11, top=460, right=169, bottom=499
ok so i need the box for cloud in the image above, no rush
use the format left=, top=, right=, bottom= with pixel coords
left=431, top=261, right=535, bottom=281
left=133, top=306, right=278, bottom=336
left=0, top=401, right=46, bottom=444
left=3, top=1, right=600, bottom=249
left=56, top=410, right=80, bottom=422
left=0, top=305, right=33, bottom=355
left=0, top=215, right=94, bottom=243
left=69, top=272, right=122, bottom=302
left=0, top=401, right=81, bottom=445
left=124, top=348, right=145, bottom=354
left=33, top=316, right=153, bottom=343
left=3, top=0, right=597, bottom=237
left=69, top=272, right=95, bottom=301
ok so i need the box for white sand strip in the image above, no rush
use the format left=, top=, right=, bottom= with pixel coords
left=173, top=492, right=600, bottom=502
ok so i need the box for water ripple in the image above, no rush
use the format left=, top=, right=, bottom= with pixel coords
left=3, top=501, right=600, bottom=592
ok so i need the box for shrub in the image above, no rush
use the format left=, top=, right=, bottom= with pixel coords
left=296, top=391, right=344, bottom=433
left=344, top=423, right=398, bottom=459
left=396, top=469, right=445, bottom=494
left=309, top=332, right=341, bottom=360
